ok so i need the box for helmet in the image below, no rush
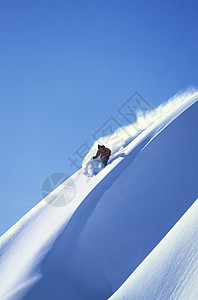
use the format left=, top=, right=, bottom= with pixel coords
left=98, top=144, right=104, bottom=149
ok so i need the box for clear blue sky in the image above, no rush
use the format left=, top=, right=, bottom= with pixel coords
left=0, top=0, right=198, bottom=236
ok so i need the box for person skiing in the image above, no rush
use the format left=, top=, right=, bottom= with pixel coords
left=93, top=144, right=111, bottom=167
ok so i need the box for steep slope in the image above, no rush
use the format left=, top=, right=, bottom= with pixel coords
left=0, top=92, right=197, bottom=300
left=109, top=198, right=198, bottom=300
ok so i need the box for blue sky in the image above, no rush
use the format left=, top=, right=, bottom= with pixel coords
left=0, top=0, right=198, bottom=236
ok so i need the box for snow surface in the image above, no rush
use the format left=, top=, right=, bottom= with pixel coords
left=82, top=88, right=198, bottom=177
left=109, top=198, right=198, bottom=300
left=0, top=90, right=198, bottom=300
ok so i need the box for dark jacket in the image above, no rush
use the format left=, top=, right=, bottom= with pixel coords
left=94, top=146, right=111, bottom=158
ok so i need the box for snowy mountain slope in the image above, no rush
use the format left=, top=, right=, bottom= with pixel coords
left=0, top=170, right=107, bottom=299
left=82, top=89, right=198, bottom=177
left=109, top=198, right=198, bottom=300
left=0, top=91, right=197, bottom=300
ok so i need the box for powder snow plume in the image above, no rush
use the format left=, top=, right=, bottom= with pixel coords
left=82, top=88, right=198, bottom=176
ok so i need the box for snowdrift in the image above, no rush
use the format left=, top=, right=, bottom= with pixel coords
left=0, top=90, right=197, bottom=300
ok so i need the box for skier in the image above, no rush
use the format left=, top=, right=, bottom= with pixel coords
left=93, top=145, right=111, bottom=167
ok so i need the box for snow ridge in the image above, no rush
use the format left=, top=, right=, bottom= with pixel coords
left=109, top=199, right=198, bottom=300
left=82, top=88, right=198, bottom=176
left=0, top=89, right=197, bottom=300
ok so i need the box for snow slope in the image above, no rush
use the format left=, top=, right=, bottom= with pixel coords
left=109, top=198, right=198, bottom=300
left=82, top=89, right=198, bottom=177
left=0, top=91, right=197, bottom=300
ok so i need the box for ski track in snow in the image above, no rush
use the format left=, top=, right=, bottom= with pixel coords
left=0, top=90, right=198, bottom=300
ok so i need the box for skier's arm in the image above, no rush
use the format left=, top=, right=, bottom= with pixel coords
left=106, top=148, right=111, bottom=156
left=93, top=150, right=100, bottom=159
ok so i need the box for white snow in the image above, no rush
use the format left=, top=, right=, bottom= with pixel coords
left=82, top=88, right=197, bottom=176
left=0, top=90, right=198, bottom=300
left=109, top=198, right=198, bottom=300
